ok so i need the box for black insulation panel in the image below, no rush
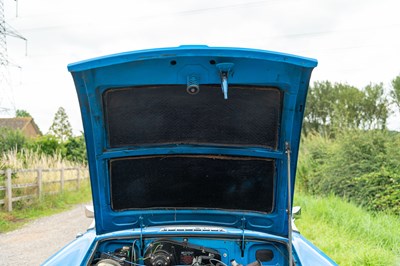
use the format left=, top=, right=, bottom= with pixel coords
left=110, top=155, right=275, bottom=213
left=104, top=85, right=281, bottom=148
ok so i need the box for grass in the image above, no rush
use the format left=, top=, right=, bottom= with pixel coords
left=0, top=181, right=92, bottom=233
left=294, top=191, right=400, bottom=266
left=1, top=148, right=82, bottom=169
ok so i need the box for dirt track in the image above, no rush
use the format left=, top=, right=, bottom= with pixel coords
left=0, top=204, right=93, bottom=266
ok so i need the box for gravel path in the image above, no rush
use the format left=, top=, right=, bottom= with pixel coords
left=0, top=203, right=93, bottom=266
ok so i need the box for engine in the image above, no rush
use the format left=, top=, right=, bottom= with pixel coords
left=91, top=237, right=280, bottom=266
left=93, top=239, right=223, bottom=266
left=143, top=239, right=221, bottom=266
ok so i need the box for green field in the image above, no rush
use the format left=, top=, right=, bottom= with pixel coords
left=294, top=192, right=400, bottom=266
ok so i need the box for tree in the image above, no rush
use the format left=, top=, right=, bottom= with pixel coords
left=303, top=81, right=336, bottom=135
left=362, top=83, right=389, bottom=130
left=62, top=134, right=87, bottom=163
left=392, top=75, right=400, bottom=110
left=304, top=81, right=365, bottom=136
left=303, top=81, right=390, bottom=136
left=48, top=107, right=73, bottom=142
left=330, top=83, right=365, bottom=131
left=15, top=109, right=32, bottom=117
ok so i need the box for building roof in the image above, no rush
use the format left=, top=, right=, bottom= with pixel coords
left=0, top=117, right=42, bottom=137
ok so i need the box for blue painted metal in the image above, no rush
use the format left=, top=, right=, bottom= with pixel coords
left=41, top=227, right=337, bottom=265
left=98, top=146, right=285, bottom=160
left=292, top=232, right=339, bottom=265
left=68, top=45, right=317, bottom=238
left=40, top=229, right=96, bottom=265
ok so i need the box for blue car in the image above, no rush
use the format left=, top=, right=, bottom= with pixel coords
left=42, top=46, right=337, bottom=266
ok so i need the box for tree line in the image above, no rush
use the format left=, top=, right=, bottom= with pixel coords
left=303, top=75, right=400, bottom=136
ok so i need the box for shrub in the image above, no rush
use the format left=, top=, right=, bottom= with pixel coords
left=27, top=135, right=62, bottom=156
left=0, top=128, right=27, bottom=153
left=297, top=130, right=400, bottom=214
left=62, top=135, right=87, bottom=164
left=353, top=170, right=400, bottom=213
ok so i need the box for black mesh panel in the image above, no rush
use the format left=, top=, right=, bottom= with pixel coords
left=110, top=155, right=274, bottom=213
left=104, top=85, right=281, bottom=148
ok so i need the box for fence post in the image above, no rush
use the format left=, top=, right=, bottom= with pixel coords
left=5, top=169, right=12, bottom=212
left=37, top=168, right=43, bottom=201
left=60, top=168, right=64, bottom=193
left=76, top=168, right=81, bottom=190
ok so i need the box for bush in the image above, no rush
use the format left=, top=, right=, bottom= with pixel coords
left=0, top=128, right=27, bottom=153
left=27, top=135, right=62, bottom=156
left=62, top=135, right=87, bottom=164
left=353, top=170, right=400, bottom=213
left=296, top=133, right=333, bottom=193
left=297, top=130, right=400, bottom=214
left=27, top=135, right=87, bottom=163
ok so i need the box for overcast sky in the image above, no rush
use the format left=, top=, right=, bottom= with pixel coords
left=3, top=0, right=400, bottom=134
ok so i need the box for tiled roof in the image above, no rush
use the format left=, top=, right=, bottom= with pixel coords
left=0, top=117, right=42, bottom=136
left=0, top=117, right=30, bottom=130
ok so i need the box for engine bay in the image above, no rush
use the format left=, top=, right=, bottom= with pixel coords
left=90, top=236, right=287, bottom=266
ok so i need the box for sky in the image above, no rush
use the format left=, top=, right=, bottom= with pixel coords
left=3, top=0, right=400, bottom=134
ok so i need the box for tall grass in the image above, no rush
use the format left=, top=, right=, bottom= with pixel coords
left=294, top=191, right=400, bottom=265
left=1, top=148, right=82, bottom=169
left=0, top=148, right=86, bottom=190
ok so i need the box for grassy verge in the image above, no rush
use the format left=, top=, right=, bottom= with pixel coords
left=0, top=181, right=92, bottom=233
left=294, top=191, right=400, bottom=266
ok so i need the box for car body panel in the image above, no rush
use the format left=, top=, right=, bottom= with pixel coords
left=292, top=232, right=338, bottom=265
left=41, top=229, right=96, bottom=266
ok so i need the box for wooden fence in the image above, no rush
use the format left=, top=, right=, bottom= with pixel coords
left=0, top=167, right=89, bottom=212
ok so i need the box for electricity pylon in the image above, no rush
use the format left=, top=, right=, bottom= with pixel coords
left=0, top=0, right=26, bottom=116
